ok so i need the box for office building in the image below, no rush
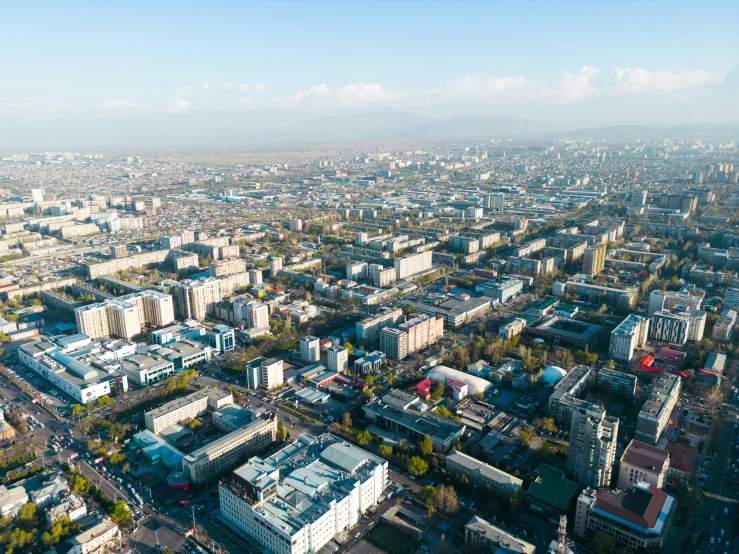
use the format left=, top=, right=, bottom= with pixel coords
left=631, top=190, right=647, bottom=207
left=363, top=390, right=464, bottom=451
left=119, top=351, right=175, bottom=386
left=326, top=345, right=349, bottom=373
left=574, top=484, right=675, bottom=552
left=300, top=335, right=320, bottom=363
left=582, top=243, right=606, bottom=276
left=183, top=412, right=277, bottom=483
left=567, top=403, right=618, bottom=488
left=649, top=308, right=706, bottom=344
left=356, top=307, right=403, bottom=345
left=464, top=516, right=535, bottom=554
left=260, top=358, right=284, bottom=390
left=209, top=324, right=235, bottom=353
left=617, top=440, right=670, bottom=490
left=446, top=451, right=523, bottom=498
left=608, top=314, right=649, bottom=362
left=19, top=339, right=129, bottom=405
left=379, top=327, right=407, bottom=361
left=394, top=251, right=432, bottom=280
left=144, top=388, right=232, bottom=434
left=648, top=289, right=702, bottom=315
left=219, top=434, right=387, bottom=554
left=635, top=373, right=681, bottom=445
left=482, top=278, right=523, bottom=303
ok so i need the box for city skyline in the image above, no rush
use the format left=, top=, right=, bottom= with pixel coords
left=2, top=0, right=739, bottom=149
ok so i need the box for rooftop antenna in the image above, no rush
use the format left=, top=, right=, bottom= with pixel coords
left=557, top=514, right=574, bottom=554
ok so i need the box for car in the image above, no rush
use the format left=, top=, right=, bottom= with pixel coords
left=711, top=537, right=715, bottom=544
left=355, top=533, right=361, bottom=539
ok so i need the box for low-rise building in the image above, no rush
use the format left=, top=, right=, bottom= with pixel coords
left=464, top=515, right=535, bottom=554
left=67, top=516, right=120, bottom=554
left=144, top=387, right=232, bottom=434
left=446, top=451, right=523, bottom=499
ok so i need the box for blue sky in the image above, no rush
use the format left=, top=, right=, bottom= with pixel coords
left=1, top=1, right=738, bottom=148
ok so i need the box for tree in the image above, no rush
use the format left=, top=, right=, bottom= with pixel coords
left=418, top=434, right=433, bottom=456
left=590, top=532, right=615, bottom=554
left=366, top=375, right=375, bottom=387
left=343, top=342, right=354, bottom=356
left=357, top=430, right=372, bottom=446
left=17, top=502, right=37, bottom=528
left=109, top=499, right=132, bottom=526
left=342, top=411, right=352, bottom=430
left=407, top=456, right=429, bottom=477
left=604, top=359, right=615, bottom=369
left=518, top=425, right=534, bottom=446
left=277, top=421, right=290, bottom=442
left=378, top=444, right=393, bottom=458
left=188, top=419, right=201, bottom=430
left=419, top=486, right=439, bottom=513
left=72, top=404, right=85, bottom=417
left=109, top=452, right=126, bottom=465
left=163, top=548, right=175, bottom=554
left=402, top=303, right=415, bottom=317
left=387, top=373, right=395, bottom=386
left=541, top=417, right=556, bottom=433
left=95, top=395, right=112, bottom=408
left=435, top=485, right=459, bottom=514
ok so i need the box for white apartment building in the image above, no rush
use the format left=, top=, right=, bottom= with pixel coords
left=356, top=308, right=403, bottom=345
left=394, top=251, right=432, bottom=280
left=176, top=278, right=223, bottom=321
left=483, top=193, right=505, bottom=211
left=635, top=373, right=681, bottom=445
left=300, top=335, right=320, bottom=363
left=270, top=256, right=283, bottom=276
left=346, top=262, right=368, bottom=281
left=119, top=290, right=175, bottom=328
left=210, top=258, right=248, bottom=278
left=261, top=358, right=284, bottom=390
left=144, top=388, right=233, bottom=434
left=568, top=403, right=618, bottom=488
left=219, top=434, right=387, bottom=554
left=249, top=268, right=263, bottom=285
left=482, top=278, right=523, bottom=304
left=245, top=301, right=270, bottom=329
left=380, top=314, right=444, bottom=361
left=609, top=314, right=650, bottom=362
left=327, top=346, right=349, bottom=373
left=648, top=290, right=702, bottom=316
left=649, top=309, right=706, bottom=344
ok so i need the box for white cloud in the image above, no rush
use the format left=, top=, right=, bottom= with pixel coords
left=97, top=100, right=136, bottom=111
left=553, top=65, right=599, bottom=103
left=613, top=67, right=723, bottom=93
left=237, top=82, right=268, bottom=93
left=336, top=83, right=409, bottom=106
left=165, top=97, right=191, bottom=113
left=201, top=82, right=211, bottom=91
left=177, top=87, right=193, bottom=96
left=216, top=81, right=233, bottom=90
left=237, top=96, right=253, bottom=109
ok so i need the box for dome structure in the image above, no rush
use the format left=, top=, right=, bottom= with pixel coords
left=542, top=365, right=567, bottom=385
left=425, top=365, right=493, bottom=395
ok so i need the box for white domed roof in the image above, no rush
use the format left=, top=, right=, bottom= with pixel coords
left=542, top=365, right=567, bottom=385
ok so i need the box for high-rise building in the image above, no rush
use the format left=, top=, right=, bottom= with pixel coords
left=75, top=291, right=175, bottom=340
left=608, top=314, right=649, bottom=362
left=483, top=193, right=505, bottom=211
left=245, top=301, right=269, bottom=330
left=725, top=288, right=739, bottom=310
left=300, top=335, right=320, bottom=363
left=631, top=190, right=647, bottom=207
left=568, top=403, right=618, bottom=488
left=176, top=278, right=223, bottom=321
left=635, top=373, right=681, bottom=445
left=327, top=345, right=349, bottom=373
left=270, top=256, right=283, bottom=276
left=249, top=268, right=263, bottom=285
left=394, top=251, right=432, bottom=280
left=379, top=314, right=443, bottom=361
left=288, top=218, right=303, bottom=232
left=617, top=440, right=669, bottom=490
left=582, top=244, right=606, bottom=276
left=31, top=188, right=45, bottom=203
left=356, top=307, right=403, bottom=345
left=209, top=258, right=248, bottom=278
left=260, top=358, right=284, bottom=390
left=649, top=309, right=706, bottom=344
left=110, top=244, right=128, bottom=259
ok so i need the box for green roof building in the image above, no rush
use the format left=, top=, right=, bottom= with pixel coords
left=525, top=464, right=579, bottom=519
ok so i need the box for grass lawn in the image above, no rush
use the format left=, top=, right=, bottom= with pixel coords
left=365, top=522, right=421, bottom=554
